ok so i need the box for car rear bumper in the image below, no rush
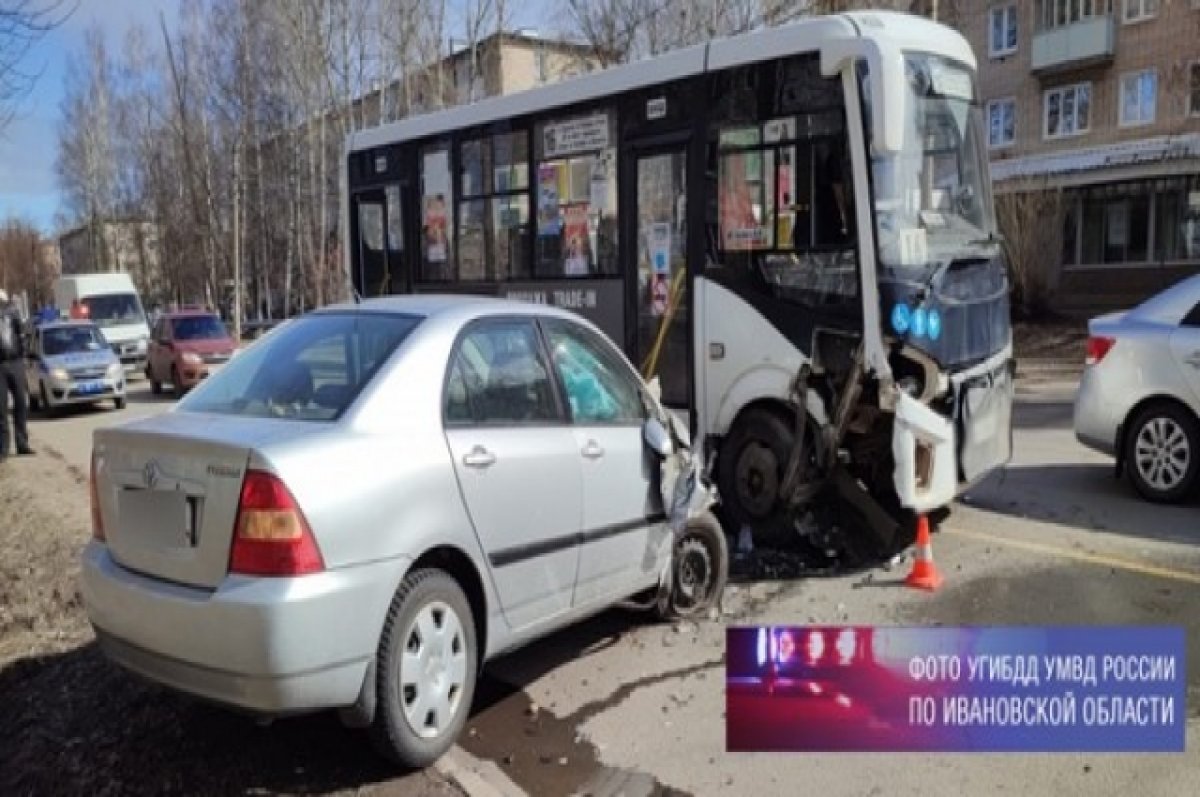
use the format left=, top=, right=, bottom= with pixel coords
left=1073, top=367, right=1120, bottom=457
left=81, top=541, right=411, bottom=714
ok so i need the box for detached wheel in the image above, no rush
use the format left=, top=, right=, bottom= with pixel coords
left=658, top=512, right=729, bottom=621
left=371, top=569, right=477, bottom=769
left=1125, top=403, right=1199, bottom=504
left=718, top=407, right=810, bottom=547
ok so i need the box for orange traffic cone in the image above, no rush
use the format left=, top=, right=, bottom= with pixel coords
left=905, top=515, right=943, bottom=591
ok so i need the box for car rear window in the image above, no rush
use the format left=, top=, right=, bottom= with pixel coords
left=173, top=314, right=229, bottom=340
left=178, top=312, right=421, bottom=421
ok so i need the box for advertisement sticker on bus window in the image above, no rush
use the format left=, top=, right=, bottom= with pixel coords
left=538, top=164, right=561, bottom=235
left=564, top=204, right=590, bottom=276
left=764, top=117, right=796, bottom=144
left=543, top=114, right=610, bottom=159
left=650, top=273, right=669, bottom=317
left=649, top=222, right=672, bottom=275
left=423, top=195, right=448, bottom=263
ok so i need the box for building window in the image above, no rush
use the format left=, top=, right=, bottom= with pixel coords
left=1119, top=70, right=1156, bottom=126
left=1037, top=0, right=1108, bottom=31
left=1122, top=0, right=1159, bottom=23
left=989, top=4, right=1018, bottom=57
left=987, top=98, right=1016, bottom=148
left=1043, top=83, right=1091, bottom=139
left=1189, top=62, right=1200, bottom=118
left=1153, top=176, right=1200, bottom=262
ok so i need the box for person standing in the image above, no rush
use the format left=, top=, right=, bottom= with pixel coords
left=0, top=289, right=35, bottom=462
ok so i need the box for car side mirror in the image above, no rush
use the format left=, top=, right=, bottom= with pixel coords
left=643, top=417, right=673, bottom=459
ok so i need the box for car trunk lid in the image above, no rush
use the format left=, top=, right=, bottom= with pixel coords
left=93, top=413, right=312, bottom=589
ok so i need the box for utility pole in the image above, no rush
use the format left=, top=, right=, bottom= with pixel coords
left=232, top=146, right=243, bottom=342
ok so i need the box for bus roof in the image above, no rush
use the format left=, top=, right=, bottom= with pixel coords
left=348, top=11, right=975, bottom=153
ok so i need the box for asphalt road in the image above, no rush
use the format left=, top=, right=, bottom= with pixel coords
left=19, top=375, right=1200, bottom=796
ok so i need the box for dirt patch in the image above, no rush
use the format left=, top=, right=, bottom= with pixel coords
left=1013, top=320, right=1088, bottom=363
left=0, top=451, right=460, bottom=796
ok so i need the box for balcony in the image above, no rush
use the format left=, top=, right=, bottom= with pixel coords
left=1031, top=15, right=1116, bottom=75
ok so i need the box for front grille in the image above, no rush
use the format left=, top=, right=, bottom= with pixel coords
left=70, top=367, right=107, bottom=380
left=203, top=354, right=230, bottom=365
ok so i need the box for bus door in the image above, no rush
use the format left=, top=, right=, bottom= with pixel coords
left=623, top=139, right=692, bottom=410
left=350, top=183, right=410, bottom=298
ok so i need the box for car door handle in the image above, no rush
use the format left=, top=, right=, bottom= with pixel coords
left=581, top=440, right=605, bottom=460
left=462, top=446, right=496, bottom=469
left=1186, top=351, right=1200, bottom=369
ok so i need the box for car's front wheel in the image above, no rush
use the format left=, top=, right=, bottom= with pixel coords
left=371, top=569, right=477, bottom=769
left=1126, top=402, right=1200, bottom=503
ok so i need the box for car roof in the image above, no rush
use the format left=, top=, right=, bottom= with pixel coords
left=316, top=293, right=595, bottom=328
left=162, top=309, right=220, bottom=318
left=39, top=320, right=99, bottom=331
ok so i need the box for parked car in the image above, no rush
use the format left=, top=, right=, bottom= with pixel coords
left=83, top=296, right=725, bottom=768
left=26, top=320, right=127, bottom=413
left=1074, top=274, right=1200, bottom=503
left=146, top=310, right=238, bottom=397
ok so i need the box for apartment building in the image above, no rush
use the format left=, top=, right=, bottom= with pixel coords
left=963, top=0, right=1200, bottom=314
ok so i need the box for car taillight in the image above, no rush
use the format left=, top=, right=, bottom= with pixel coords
left=1086, top=336, right=1116, bottom=366
left=90, top=452, right=105, bottom=542
left=229, top=470, right=324, bottom=576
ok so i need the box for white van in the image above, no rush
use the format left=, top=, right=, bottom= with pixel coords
left=54, top=273, right=150, bottom=374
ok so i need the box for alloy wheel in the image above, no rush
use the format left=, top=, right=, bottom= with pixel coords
left=1134, top=416, right=1191, bottom=493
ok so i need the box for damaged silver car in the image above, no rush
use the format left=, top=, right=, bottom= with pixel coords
left=82, top=295, right=725, bottom=768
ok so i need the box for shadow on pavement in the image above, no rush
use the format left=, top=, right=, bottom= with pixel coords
left=0, top=641, right=455, bottom=796
left=962, top=462, right=1200, bottom=547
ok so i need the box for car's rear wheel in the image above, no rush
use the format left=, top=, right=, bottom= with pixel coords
left=371, top=569, right=477, bottom=769
left=1126, top=402, right=1200, bottom=503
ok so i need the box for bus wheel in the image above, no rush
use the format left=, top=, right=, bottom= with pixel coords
left=718, top=407, right=797, bottom=548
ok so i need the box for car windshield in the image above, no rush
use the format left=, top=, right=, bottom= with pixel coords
left=82, top=293, right=146, bottom=328
left=173, top=315, right=228, bottom=341
left=862, top=53, right=998, bottom=281
left=42, top=326, right=108, bottom=356
left=178, top=312, right=422, bottom=421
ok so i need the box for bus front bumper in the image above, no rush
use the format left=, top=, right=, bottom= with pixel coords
left=891, top=348, right=1014, bottom=513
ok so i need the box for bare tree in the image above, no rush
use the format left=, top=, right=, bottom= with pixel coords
left=995, top=187, right=1064, bottom=319
left=0, top=0, right=74, bottom=129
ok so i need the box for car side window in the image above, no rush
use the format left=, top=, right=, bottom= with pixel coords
left=444, top=320, right=560, bottom=425
left=543, top=320, right=646, bottom=425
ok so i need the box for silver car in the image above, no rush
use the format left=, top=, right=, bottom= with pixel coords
left=27, top=320, right=127, bottom=412
left=1073, top=274, right=1200, bottom=503
left=82, top=296, right=726, bottom=767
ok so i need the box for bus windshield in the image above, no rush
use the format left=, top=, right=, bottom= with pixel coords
left=864, top=53, right=997, bottom=281
left=82, top=292, right=146, bottom=328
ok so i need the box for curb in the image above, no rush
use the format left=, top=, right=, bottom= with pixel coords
left=434, top=746, right=529, bottom=797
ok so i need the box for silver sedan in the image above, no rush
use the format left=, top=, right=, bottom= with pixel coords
left=1073, top=274, right=1200, bottom=503
left=82, top=296, right=726, bottom=768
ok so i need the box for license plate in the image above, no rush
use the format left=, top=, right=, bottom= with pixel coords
left=76, top=381, right=105, bottom=394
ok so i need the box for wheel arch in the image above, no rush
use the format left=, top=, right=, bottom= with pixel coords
left=406, top=544, right=489, bottom=667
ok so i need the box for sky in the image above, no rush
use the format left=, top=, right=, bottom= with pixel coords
left=0, top=0, right=181, bottom=234
left=0, top=0, right=556, bottom=236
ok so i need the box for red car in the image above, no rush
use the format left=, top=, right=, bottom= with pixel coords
left=146, top=310, right=237, bottom=397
